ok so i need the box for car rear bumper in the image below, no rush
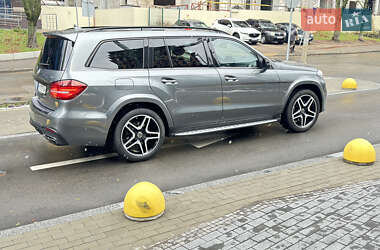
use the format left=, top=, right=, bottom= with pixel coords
left=29, top=97, right=108, bottom=147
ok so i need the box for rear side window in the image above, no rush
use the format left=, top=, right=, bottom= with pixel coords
left=166, top=38, right=208, bottom=68
left=38, top=37, right=73, bottom=71
left=90, top=40, right=144, bottom=70
left=149, top=39, right=171, bottom=69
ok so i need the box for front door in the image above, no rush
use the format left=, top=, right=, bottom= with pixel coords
left=208, top=37, right=282, bottom=123
left=148, top=37, right=222, bottom=133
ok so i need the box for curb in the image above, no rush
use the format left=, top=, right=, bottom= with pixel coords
left=0, top=51, right=40, bottom=61
left=0, top=68, right=33, bottom=74
left=273, top=48, right=380, bottom=58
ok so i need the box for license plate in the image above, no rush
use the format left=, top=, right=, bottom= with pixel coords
left=37, top=83, right=47, bottom=95
left=277, top=36, right=284, bottom=39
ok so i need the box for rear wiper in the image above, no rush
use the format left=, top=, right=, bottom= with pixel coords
left=38, top=63, right=50, bottom=66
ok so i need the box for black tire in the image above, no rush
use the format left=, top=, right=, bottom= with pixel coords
left=233, top=33, right=240, bottom=39
left=281, top=89, right=320, bottom=133
left=261, top=35, right=266, bottom=44
left=114, top=108, right=165, bottom=162
left=251, top=41, right=258, bottom=45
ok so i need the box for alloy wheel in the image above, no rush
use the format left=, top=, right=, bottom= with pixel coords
left=291, top=94, right=317, bottom=129
left=121, top=115, right=161, bottom=157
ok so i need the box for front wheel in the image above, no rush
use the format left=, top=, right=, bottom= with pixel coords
left=233, top=33, right=240, bottom=39
left=114, top=108, right=165, bottom=162
left=281, top=89, right=320, bottom=132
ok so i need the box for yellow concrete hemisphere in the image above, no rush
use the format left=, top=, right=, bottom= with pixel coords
left=342, top=78, right=357, bottom=90
left=343, top=138, right=376, bottom=165
left=123, top=181, right=165, bottom=221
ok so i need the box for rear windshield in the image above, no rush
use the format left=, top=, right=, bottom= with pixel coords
left=38, top=36, right=73, bottom=71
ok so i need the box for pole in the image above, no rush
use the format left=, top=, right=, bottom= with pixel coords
left=74, top=0, right=79, bottom=28
left=286, top=0, right=293, bottom=61
left=87, top=1, right=90, bottom=26
left=161, top=8, right=164, bottom=26
left=148, top=7, right=150, bottom=26
left=178, top=8, right=180, bottom=22
left=302, top=0, right=312, bottom=63
left=229, top=0, right=232, bottom=17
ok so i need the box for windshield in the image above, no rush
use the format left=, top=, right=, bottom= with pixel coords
left=260, top=22, right=276, bottom=29
left=191, top=21, right=208, bottom=28
left=232, top=21, right=250, bottom=28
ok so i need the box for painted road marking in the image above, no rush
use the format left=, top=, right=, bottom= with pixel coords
left=0, top=132, right=39, bottom=140
left=30, top=153, right=119, bottom=171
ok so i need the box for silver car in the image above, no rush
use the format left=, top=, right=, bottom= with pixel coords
left=30, top=27, right=326, bottom=162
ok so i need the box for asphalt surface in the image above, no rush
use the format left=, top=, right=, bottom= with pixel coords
left=0, top=53, right=380, bottom=231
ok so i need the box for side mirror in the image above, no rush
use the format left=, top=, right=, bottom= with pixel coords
left=259, top=58, right=270, bottom=72
left=227, top=24, right=232, bottom=28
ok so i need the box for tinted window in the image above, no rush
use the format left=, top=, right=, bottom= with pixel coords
left=149, top=39, right=171, bottom=68
left=90, top=40, right=144, bottom=69
left=166, top=38, right=208, bottom=68
left=38, top=37, right=73, bottom=71
left=211, top=38, right=259, bottom=68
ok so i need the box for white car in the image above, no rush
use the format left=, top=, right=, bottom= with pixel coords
left=212, top=18, right=261, bottom=45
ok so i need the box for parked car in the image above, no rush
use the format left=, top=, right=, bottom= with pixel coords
left=212, top=18, right=261, bottom=44
left=174, top=19, right=208, bottom=28
left=276, top=23, right=314, bottom=44
left=246, top=19, right=286, bottom=44
left=30, top=26, right=326, bottom=162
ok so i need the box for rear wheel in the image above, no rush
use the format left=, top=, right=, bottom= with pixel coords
left=114, top=108, right=165, bottom=162
left=261, top=35, right=266, bottom=44
left=281, top=89, right=320, bottom=132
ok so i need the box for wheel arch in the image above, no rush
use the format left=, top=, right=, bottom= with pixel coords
left=282, top=81, right=324, bottom=114
left=105, top=96, right=174, bottom=146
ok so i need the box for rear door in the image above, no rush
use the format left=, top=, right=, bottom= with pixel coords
left=148, top=37, right=222, bottom=133
left=34, top=35, right=75, bottom=110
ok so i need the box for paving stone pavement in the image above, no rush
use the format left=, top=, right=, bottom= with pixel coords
left=152, top=179, right=380, bottom=250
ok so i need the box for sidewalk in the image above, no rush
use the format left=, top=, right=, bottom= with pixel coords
left=257, top=40, right=380, bottom=59
left=0, top=146, right=379, bottom=249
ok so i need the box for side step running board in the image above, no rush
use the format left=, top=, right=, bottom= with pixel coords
left=174, top=119, right=279, bottom=136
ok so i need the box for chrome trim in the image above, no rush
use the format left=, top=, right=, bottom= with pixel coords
left=174, top=119, right=279, bottom=136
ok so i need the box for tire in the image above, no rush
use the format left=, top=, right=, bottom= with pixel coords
left=114, top=108, right=165, bottom=162
left=251, top=41, right=258, bottom=45
left=261, top=35, right=266, bottom=44
left=233, top=33, right=240, bottom=39
left=281, top=89, right=320, bottom=133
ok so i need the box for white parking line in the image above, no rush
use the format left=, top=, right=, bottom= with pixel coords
left=0, top=132, right=39, bottom=140
left=30, top=153, right=118, bottom=171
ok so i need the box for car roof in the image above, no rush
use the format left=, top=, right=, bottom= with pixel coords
left=216, top=18, right=245, bottom=21
left=45, top=26, right=229, bottom=41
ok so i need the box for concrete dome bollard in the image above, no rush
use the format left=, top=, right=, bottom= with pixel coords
left=343, top=138, right=376, bottom=166
left=342, top=78, right=357, bottom=90
left=123, top=182, right=165, bottom=221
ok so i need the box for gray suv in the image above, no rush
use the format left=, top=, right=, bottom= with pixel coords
left=30, top=27, right=326, bottom=162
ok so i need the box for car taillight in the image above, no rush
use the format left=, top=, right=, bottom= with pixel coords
left=50, top=80, right=87, bottom=100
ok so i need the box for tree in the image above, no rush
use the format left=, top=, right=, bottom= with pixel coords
left=23, top=0, right=41, bottom=48
left=357, top=0, right=370, bottom=41
left=332, top=0, right=350, bottom=41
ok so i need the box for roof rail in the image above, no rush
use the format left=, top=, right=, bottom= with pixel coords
left=74, top=26, right=228, bottom=34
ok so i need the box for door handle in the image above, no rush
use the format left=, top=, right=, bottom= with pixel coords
left=161, top=78, right=178, bottom=85
left=224, top=75, right=238, bottom=82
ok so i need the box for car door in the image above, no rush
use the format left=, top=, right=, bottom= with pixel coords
left=217, top=19, right=232, bottom=34
left=148, top=37, right=222, bottom=133
left=208, top=37, right=282, bottom=123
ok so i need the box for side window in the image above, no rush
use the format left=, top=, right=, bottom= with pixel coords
left=210, top=38, right=259, bottom=68
left=218, top=19, right=224, bottom=25
left=166, top=38, right=209, bottom=68
left=90, top=39, right=143, bottom=69
left=149, top=38, right=171, bottom=68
